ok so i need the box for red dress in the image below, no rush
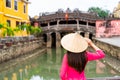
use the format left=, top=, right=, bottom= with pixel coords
left=60, top=50, right=105, bottom=80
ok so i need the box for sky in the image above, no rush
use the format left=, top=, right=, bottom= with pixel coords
left=28, top=0, right=120, bottom=17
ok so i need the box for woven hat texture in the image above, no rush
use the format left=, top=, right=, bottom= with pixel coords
left=61, top=32, right=88, bottom=53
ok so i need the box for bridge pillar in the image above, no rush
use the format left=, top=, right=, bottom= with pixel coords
left=56, top=32, right=61, bottom=48
left=47, top=33, right=52, bottom=48
left=48, top=22, right=50, bottom=29
left=57, top=20, right=60, bottom=27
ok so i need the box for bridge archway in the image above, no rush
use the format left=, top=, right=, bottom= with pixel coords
left=51, top=32, right=56, bottom=47
left=42, top=31, right=94, bottom=48
left=80, top=32, right=85, bottom=37
left=89, top=32, right=93, bottom=40
left=60, top=32, right=68, bottom=38
left=43, top=32, right=61, bottom=48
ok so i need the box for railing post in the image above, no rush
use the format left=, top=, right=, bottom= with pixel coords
left=56, top=20, right=60, bottom=30
left=76, top=19, right=80, bottom=30
left=48, top=22, right=50, bottom=30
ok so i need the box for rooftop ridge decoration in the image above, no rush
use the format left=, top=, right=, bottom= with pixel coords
left=38, top=10, right=97, bottom=17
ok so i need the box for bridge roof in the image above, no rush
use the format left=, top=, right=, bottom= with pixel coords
left=33, top=12, right=101, bottom=23
left=31, top=12, right=120, bottom=23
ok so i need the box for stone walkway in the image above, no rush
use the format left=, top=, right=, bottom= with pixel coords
left=95, top=37, right=120, bottom=47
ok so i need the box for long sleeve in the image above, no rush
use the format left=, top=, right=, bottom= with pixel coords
left=60, top=54, right=68, bottom=80
left=87, top=50, right=105, bottom=61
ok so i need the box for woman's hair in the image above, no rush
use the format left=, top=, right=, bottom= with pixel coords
left=67, top=51, right=88, bottom=73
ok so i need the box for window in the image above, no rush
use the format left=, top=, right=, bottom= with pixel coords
left=21, top=22, right=25, bottom=25
left=6, top=0, right=11, bottom=8
left=7, top=20, right=11, bottom=27
left=14, top=0, right=18, bottom=10
left=23, top=4, right=26, bottom=13
left=16, top=21, right=20, bottom=27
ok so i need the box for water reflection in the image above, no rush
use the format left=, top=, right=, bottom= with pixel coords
left=0, top=48, right=119, bottom=80
left=96, top=60, right=117, bottom=75
left=96, top=60, right=106, bottom=74
left=30, top=75, right=43, bottom=80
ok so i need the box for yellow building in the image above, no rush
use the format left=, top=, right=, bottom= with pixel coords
left=0, top=0, right=30, bottom=36
left=113, top=1, right=120, bottom=18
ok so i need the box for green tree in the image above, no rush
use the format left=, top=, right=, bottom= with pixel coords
left=88, top=7, right=110, bottom=18
left=18, top=24, right=42, bottom=36
left=1, top=23, right=15, bottom=37
left=0, top=23, right=4, bottom=29
left=2, top=27, right=14, bottom=37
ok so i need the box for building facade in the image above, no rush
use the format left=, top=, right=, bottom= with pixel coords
left=32, top=11, right=120, bottom=38
left=0, top=0, right=30, bottom=27
left=113, top=1, right=120, bottom=18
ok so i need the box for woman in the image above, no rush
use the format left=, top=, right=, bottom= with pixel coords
left=60, top=32, right=105, bottom=80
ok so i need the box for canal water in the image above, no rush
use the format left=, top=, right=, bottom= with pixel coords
left=0, top=48, right=120, bottom=80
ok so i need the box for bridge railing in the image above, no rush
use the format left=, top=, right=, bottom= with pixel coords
left=41, top=27, right=49, bottom=31
left=59, top=24, right=77, bottom=27
left=39, top=12, right=98, bottom=22
left=41, top=24, right=96, bottom=32
left=88, top=26, right=96, bottom=32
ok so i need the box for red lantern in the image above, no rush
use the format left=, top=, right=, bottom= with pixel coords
left=65, top=13, right=68, bottom=20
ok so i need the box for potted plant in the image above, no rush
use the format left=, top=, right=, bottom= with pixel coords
left=2, top=27, right=14, bottom=37
left=2, top=24, right=15, bottom=47
left=27, top=25, right=42, bottom=41
left=18, top=24, right=42, bottom=41
left=18, top=24, right=28, bottom=43
left=33, top=27, right=42, bottom=37
left=0, top=23, right=22, bottom=47
left=12, top=27, right=21, bottom=45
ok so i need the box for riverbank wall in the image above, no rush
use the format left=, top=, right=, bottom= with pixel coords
left=0, top=39, right=45, bottom=63
left=93, top=38, right=120, bottom=72
left=93, top=38, right=120, bottom=60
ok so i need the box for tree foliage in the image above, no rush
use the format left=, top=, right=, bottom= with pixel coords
left=88, top=7, right=110, bottom=18
left=0, top=23, right=15, bottom=37
left=18, top=24, right=42, bottom=36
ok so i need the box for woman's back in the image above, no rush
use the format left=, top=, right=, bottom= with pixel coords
left=60, top=32, right=105, bottom=80
left=60, top=50, right=105, bottom=80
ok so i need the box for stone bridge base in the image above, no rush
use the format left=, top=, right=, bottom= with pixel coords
left=43, top=31, right=94, bottom=48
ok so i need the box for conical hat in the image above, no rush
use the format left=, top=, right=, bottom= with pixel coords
left=61, top=32, right=88, bottom=53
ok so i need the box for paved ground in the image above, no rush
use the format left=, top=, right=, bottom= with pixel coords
left=95, top=37, right=120, bottom=47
